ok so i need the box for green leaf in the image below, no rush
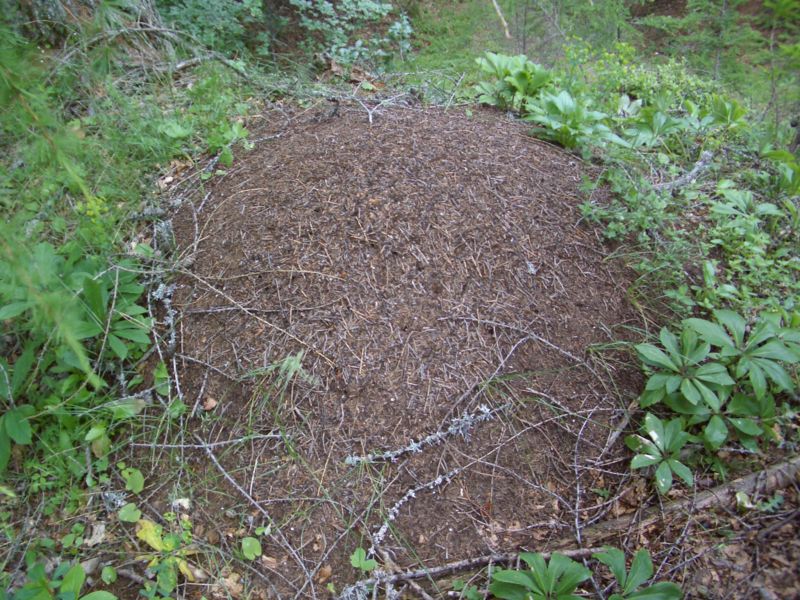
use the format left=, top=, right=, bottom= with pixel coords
left=624, top=549, right=654, bottom=594
left=659, top=328, right=681, bottom=361
left=694, top=380, right=722, bottom=412
left=695, top=363, right=735, bottom=386
left=4, top=407, right=32, bottom=445
left=81, top=592, right=117, bottom=600
left=636, top=343, right=678, bottom=371
left=84, top=424, right=106, bottom=442
left=82, top=275, right=107, bottom=322
left=631, top=454, right=661, bottom=469
left=685, top=318, right=735, bottom=349
left=349, top=548, right=377, bottom=572
left=679, top=379, right=702, bottom=405
left=111, top=326, right=150, bottom=345
left=644, top=413, right=666, bottom=452
left=750, top=340, right=797, bottom=363
left=0, top=301, right=31, bottom=320
left=219, top=146, right=234, bottom=167
left=11, top=345, right=35, bottom=396
left=118, top=503, right=141, bottom=523
left=727, top=393, right=760, bottom=417
left=627, top=582, right=683, bottom=599
left=121, top=467, right=145, bottom=494
left=593, top=547, right=627, bottom=588
left=60, top=564, right=86, bottom=597
left=154, top=361, right=170, bottom=397
left=639, top=388, right=665, bottom=408
left=753, top=357, right=795, bottom=391
left=100, top=566, right=117, bottom=585
left=713, top=310, right=746, bottom=346
left=550, top=553, right=591, bottom=594
left=107, top=334, right=128, bottom=360
left=159, top=120, right=192, bottom=139
left=241, top=537, right=262, bottom=560
left=667, top=459, right=693, bottom=487
left=488, top=580, right=531, bottom=600
left=727, top=417, right=763, bottom=436
left=157, top=559, right=178, bottom=596
left=0, top=428, right=10, bottom=473
left=748, top=364, right=768, bottom=399
left=106, top=397, right=147, bottom=420
left=703, top=415, right=728, bottom=450
left=491, top=569, right=537, bottom=591
left=655, top=461, right=672, bottom=494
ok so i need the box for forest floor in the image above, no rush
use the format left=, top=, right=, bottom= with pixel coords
left=128, top=100, right=800, bottom=599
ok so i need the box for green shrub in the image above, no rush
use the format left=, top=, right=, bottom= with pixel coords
left=474, top=52, right=552, bottom=112
left=289, top=0, right=412, bottom=65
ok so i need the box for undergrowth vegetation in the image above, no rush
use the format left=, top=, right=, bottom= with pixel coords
left=474, top=44, right=799, bottom=497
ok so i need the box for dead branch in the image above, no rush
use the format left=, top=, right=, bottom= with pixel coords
left=652, top=151, right=713, bottom=192
left=489, top=0, right=512, bottom=39
left=345, top=403, right=509, bottom=466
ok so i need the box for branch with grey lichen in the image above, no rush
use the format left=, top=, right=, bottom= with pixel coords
left=344, top=404, right=509, bottom=466
left=653, top=151, right=714, bottom=191
left=368, top=466, right=464, bottom=558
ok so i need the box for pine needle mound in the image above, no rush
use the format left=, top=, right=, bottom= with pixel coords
left=171, top=102, right=640, bottom=595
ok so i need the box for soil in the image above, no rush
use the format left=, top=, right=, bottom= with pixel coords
left=163, top=100, right=642, bottom=598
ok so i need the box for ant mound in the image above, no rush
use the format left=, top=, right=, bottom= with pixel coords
left=170, top=103, right=640, bottom=597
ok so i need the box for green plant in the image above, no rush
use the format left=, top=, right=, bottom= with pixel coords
left=635, top=326, right=734, bottom=410
left=157, top=0, right=266, bottom=55
left=489, top=549, right=681, bottom=600
left=349, top=548, right=377, bottom=572
left=626, top=107, right=688, bottom=148
left=452, top=579, right=482, bottom=600
left=764, top=149, right=800, bottom=196
left=133, top=518, right=197, bottom=599
left=626, top=413, right=693, bottom=494
left=685, top=310, right=798, bottom=400
left=0, top=241, right=152, bottom=480
left=241, top=537, right=262, bottom=560
left=489, top=552, right=591, bottom=600
left=474, top=52, right=552, bottom=112
left=631, top=311, right=798, bottom=484
left=289, top=0, right=411, bottom=65
left=4, top=561, right=116, bottom=600
left=524, top=90, right=628, bottom=153
left=594, top=547, right=682, bottom=599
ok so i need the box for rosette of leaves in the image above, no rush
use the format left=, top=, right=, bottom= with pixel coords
left=474, top=52, right=552, bottom=112
left=685, top=310, right=798, bottom=401
left=626, top=413, right=693, bottom=494
left=593, top=547, right=682, bottom=599
left=523, top=90, right=629, bottom=152
left=635, top=326, right=734, bottom=411
left=489, top=552, right=591, bottom=600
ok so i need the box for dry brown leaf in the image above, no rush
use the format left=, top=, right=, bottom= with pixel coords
left=84, top=522, right=106, bottom=547
left=222, top=572, right=243, bottom=598
left=316, top=564, right=332, bottom=584
left=261, top=556, right=278, bottom=570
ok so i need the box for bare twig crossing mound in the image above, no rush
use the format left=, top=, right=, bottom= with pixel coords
left=171, top=103, right=640, bottom=597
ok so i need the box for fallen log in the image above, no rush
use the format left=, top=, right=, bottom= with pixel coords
left=580, top=454, right=800, bottom=545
